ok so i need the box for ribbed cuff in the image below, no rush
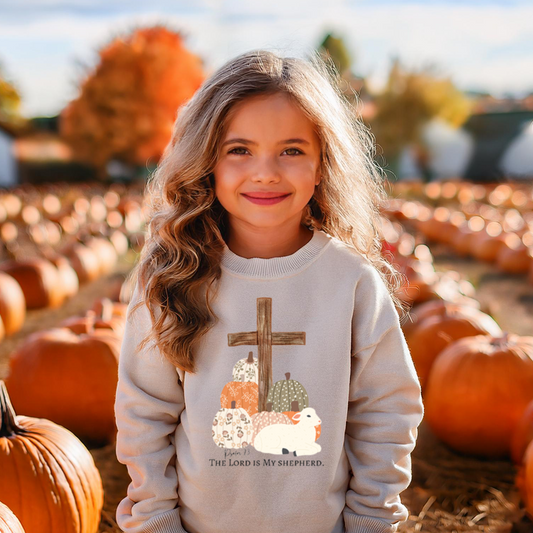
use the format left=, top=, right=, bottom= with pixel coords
left=344, top=512, right=398, bottom=533
left=139, top=508, right=188, bottom=533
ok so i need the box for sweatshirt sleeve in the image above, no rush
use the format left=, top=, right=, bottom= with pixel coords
left=343, top=261, right=424, bottom=533
left=114, top=281, right=188, bottom=533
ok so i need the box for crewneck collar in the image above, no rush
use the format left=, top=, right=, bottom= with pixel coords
left=221, top=228, right=331, bottom=279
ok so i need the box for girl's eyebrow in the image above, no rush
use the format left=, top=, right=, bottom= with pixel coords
left=221, top=138, right=310, bottom=147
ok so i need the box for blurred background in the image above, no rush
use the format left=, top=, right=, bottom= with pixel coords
left=1, top=2, right=533, bottom=533
left=1, top=0, right=533, bottom=184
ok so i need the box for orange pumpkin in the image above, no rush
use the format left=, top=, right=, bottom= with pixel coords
left=41, top=252, right=80, bottom=300
left=496, top=234, right=532, bottom=274
left=5, top=327, right=121, bottom=445
left=0, top=381, right=103, bottom=533
left=0, top=258, right=64, bottom=309
left=283, top=400, right=321, bottom=441
left=220, top=379, right=259, bottom=417
left=470, top=224, right=507, bottom=263
left=516, top=439, right=533, bottom=520
left=0, top=502, right=25, bottom=533
left=405, top=303, right=502, bottom=390
left=61, top=242, right=100, bottom=283
left=84, top=236, right=118, bottom=276
left=0, top=272, right=25, bottom=336
left=397, top=260, right=438, bottom=305
left=402, top=298, right=480, bottom=340
left=511, top=400, right=533, bottom=465
left=60, top=298, right=125, bottom=337
left=424, top=333, right=533, bottom=458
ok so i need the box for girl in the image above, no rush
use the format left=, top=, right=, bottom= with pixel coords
left=114, top=49, right=424, bottom=533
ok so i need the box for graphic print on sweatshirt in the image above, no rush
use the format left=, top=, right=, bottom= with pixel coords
left=211, top=297, right=322, bottom=457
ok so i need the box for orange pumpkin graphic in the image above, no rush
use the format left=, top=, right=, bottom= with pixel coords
left=220, top=376, right=259, bottom=417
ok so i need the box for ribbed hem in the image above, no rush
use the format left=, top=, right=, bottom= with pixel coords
left=221, top=228, right=331, bottom=279
left=344, top=513, right=398, bottom=533
left=139, top=507, right=188, bottom=533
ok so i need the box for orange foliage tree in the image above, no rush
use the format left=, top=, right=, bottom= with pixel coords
left=60, top=25, right=206, bottom=179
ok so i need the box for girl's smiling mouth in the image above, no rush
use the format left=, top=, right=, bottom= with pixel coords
left=241, top=192, right=291, bottom=205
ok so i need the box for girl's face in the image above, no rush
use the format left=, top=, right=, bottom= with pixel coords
left=213, top=92, right=321, bottom=232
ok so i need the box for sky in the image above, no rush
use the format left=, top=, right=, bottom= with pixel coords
left=0, top=0, right=532, bottom=117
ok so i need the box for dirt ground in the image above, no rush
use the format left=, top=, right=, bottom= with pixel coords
left=1, top=244, right=532, bottom=533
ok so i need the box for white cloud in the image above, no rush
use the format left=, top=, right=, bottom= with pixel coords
left=0, top=1, right=532, bottom=116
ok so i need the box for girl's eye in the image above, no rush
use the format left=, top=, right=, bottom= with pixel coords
left=228, top=147, right=248, bottom=155
left=284, top=148, right=303, bottom=156
left=227, top=147, right=303, bottom=156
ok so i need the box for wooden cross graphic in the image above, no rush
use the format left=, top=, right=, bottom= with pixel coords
left=228, top=297, right=305, bottom=412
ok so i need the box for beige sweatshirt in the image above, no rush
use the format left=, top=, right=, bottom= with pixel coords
left=114, top=228, right=424, bottom=533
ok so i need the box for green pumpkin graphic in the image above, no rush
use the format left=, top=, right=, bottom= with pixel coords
left=267, top=372, right=309, bottom=413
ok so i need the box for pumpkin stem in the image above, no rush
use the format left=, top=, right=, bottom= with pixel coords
left=266, top=402, right=273, bottom=412
left=285, top=372, right=291, bottom=380
left=291, top=400, right=299, bottom=411
left=492, top=331, right=511, bottom=348
left=0, top=380, right=25, bottom=437
left=231, top=400, right=236, bottom=409
left=247, top=351, right=253, bottom=364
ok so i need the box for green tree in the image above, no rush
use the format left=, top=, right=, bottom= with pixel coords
left=318, top=32, right=352, bottom=76
left=370, top=57, right=472, bottom=175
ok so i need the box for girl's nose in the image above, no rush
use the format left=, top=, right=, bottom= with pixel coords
left=251, top=157, right=282, bottom=183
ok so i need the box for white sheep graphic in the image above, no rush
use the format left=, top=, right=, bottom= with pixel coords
left=253, top=407, right=322, bottom=456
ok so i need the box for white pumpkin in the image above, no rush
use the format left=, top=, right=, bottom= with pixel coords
left=212, top=400, right=254, bottom=449
left=232, top=351, right=258, bottom=384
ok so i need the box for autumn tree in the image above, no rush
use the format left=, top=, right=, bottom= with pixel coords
left=60, top=24, right=206, bottom=179
left=370, top=57, right=472, bottom=172
left=0, top=60, right=25, bottom=127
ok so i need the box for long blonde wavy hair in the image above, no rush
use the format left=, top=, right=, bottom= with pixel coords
left=127, top=48, right=407, bottom=373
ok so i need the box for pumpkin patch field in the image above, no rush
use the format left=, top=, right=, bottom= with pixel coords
left=1, top=180, right=533, bottom=532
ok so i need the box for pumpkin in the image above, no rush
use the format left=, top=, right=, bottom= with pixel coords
left=84, top=236, right=118, bottom=276
left=5, top=327, right=121, bottom=445
left=212, top=400, right=254, bottom=449
left=250, top=402, right=292, bottom=446
left=61, top=242, right=100, bottom=283
left=470, top=224, right=507, bottom=262
left=60, top=298, right=126, bottom=337
left=0, top=272, right=25, bottom=336
left=424, top=333, right=533, bottom=458
left=496, top=234, right=531, bottom=274
left=0, top=502, right=25, bottom=533
left=405, top=303, right=502, bottom=390
left=0, top=381, right=103, bottom=533
left=220, top=378, right=259, bottom=417
left=267, top=372, right=309, bottom=413
left=402, top=299, right=480, bottom=340
left=397, top=259, right=438, bottom=305
left=40, top=252, right=79, bottom=300
left=451, top=226, right=476, bottom=257
left=283, top=400, right=321, bottom=441
left=511, top=400, right=533, bottom=465
left=0, top=258, right=64, bottom=309
left=516, top=440, right=533, bottom=520
left=232, top=351, right=258, bottom=384
left=107, top=229, right=129, bottom=256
